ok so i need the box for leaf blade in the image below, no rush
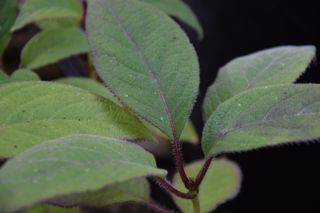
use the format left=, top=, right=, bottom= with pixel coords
left=21, top=28, right=88, bottom=69
left=86, top=0, right=199, bottom=139
left=202, top=84, right=320, bottom=156
left=203, top=46, right=316, bottom=120
left=0, top=134, right=166, bottom=212
left=0, top=0, right=16, bottom=56
left=173, top=159, right=241, bottom=213
left=0, top=81, right=151, bottom=158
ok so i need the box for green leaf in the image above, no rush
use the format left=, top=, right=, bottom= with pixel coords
left=25, top=204, right=78, bottom=213
left=203, top=46, right=316, bottom=121
left=202, top=84, right=320, bottom=156
left=87, top=0, right=199, bottom=139
left=0, top=0, right=16, bottom=56
left=173, top=159, right=241, bottom=213
left=10, top=69, right=40, bottom=81
left=140, top=0, right=203, bottom=40
left=36, top=19, right=80, bottom=30
left=0, top=134, right=166, bottom=212
left=50, top=178, right=150, bottom=207
left=0, top=69, right=9, bottom=83
left=180, top=120, right=199, bottom=144
left=12, top=0, right=83, bottom=31
left=0, top=81, right=152, bottom=158
left=57, top=77, right=120, bottom=105
left=21, top=28, right=88, bottom=69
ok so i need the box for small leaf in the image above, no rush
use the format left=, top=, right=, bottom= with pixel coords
left=202, top=84, right=320, bottom=156
left=10, top=69, right=40, bottom=81
left=140, top=0, right=203, bottom=40
left=0, top=0, right=16, bottom=56
left=12, top=0, right=83, bottom=31
left=0, top=69, right=9, bottom=83
left=203, top=46, right=316, bottom=120
left=0, top=134, right=166, bottom=212
left=87, top=0, right=199, bottom=139
left=21, top=28, right=88, bottom=69
left=25, top=204, right=78, bottom=213
left=180, top=120, right=199, bottom=144
left=57, top=77, right=120, bottom=105
left=0, top=81, right=152, bottom=158
left=173, top=159, right=241, bottom=213
left=50, top=178, right=150, bottom=207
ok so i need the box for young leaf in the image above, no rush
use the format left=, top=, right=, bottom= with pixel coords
left=25, top=204, right=78, bottom=213
left=203, top=46, right=316, bottom=120
left=140, top=0, right=203, bottom=40
left=10, top=69, right=40, bottom=81
left=202, top=84, right=320, bottom=156
left=87, top=0, right=199, bottom=139
left=0, top=0, right=16, bottom=56
left=0, top=134, right=166, bottom=212
left=0, top=81, right=152, bottom=158
left=11, top=0, right=83, bottom=31
left=21, top=28, right=88, bottom=69
left=57, top=77, right=120, bottom=105
left=50, top=179, right=150, bottom=207
left=173, top=159, right=241, bottom=213
left=180, top=120, right=199, bottom=144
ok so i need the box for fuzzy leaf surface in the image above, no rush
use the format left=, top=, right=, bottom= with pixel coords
left=203, top=46, right=316, bottom=120
left=0, top=0, right=16, bottom=56
left=202, top=84, right=320, bottom=156
left=25, top=204, right=78, bottom=213
left=173, top=159, right=241, bottom=213
left=12, top=0, right=83, bottom=31
left=21, top=28, right=88, bottom=69
left=50, top=178, right=150, bottom=207
left=0, top=82, right=151, bottom=158
left=140, top=0, right=203, bottom=39
left=0, top=134, right=166, bottom=212
left=87, top=0, right=199, bottom=139
left=10, top=69, right=40, bottom=81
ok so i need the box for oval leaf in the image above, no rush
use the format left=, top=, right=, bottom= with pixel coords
left=12, top=0, right=83, bottom=31
left=0, top=134, right=166, bottom=212
left=173, top=159, right=241, bottom=213
left=140, top=0, right=203, bottom=40
left=203, top=46, right=316, bottom=120
left=21, top=28, right=88, bottom=69
left=202, top=84, right=320, bottom=156
left=57, top=77, right=120, bottom=105
left=0, top=0, right=16, bottom=56
left=86, top=0, right=199, bottom=139
left=0, top=81, right=151, bottom=158
left=10, top=69, right=40, bottom=81
left=50, top=178, right=150, bottom=207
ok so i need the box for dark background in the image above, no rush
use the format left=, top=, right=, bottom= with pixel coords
left=179, top=0, right=320, bottom=212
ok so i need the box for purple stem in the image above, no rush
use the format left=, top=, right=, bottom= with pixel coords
left=193, top=157, right=214, bottom=190
left=154, top=177, right=195, bottom=199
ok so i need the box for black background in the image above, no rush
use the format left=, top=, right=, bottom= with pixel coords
left=174, top=0, right=320, bottom=212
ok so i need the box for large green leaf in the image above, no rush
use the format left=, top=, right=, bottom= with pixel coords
left=0, top=81, right=151, bottom=158
left=0, top=0, right=16, bottom=56
left=203, top=46, right=316, bottom=120
left=87, top=0, right=199, bottom=139
left=21, top=28, right=88, bottom=69
left=57, top=77, right=120, bottom=105
left=0, top=134, right=166, bottom=212
left=12, top=0, right=83, bottom=31
left=10, top=69, right=40, bottom=81
left=25, top=204, right=78, bottom=213
left=202, top=84, right=320, bottom=156
left=173, top=159, right=241, bottom=213
left=140, top=0, right=203, bottom=40
left=50, top=178, right=150, bottom=207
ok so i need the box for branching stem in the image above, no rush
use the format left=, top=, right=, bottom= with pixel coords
left=193, top=156, right=214, bottom=190
left=172, top=137, right=190, bottom=189
left=154, top=177, right=196, bottom=199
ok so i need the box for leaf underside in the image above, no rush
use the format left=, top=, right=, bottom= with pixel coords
left=173, top=159, right=241, bottom=213
left=0, top=81, right=151, bottom=158
left=202, top=84, right=320, bottom=156
left=0, top=134, right=166, bottom=212
left=86, top=0, right=199, bottom=139
left=203, top=45, right=316, bottom=120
